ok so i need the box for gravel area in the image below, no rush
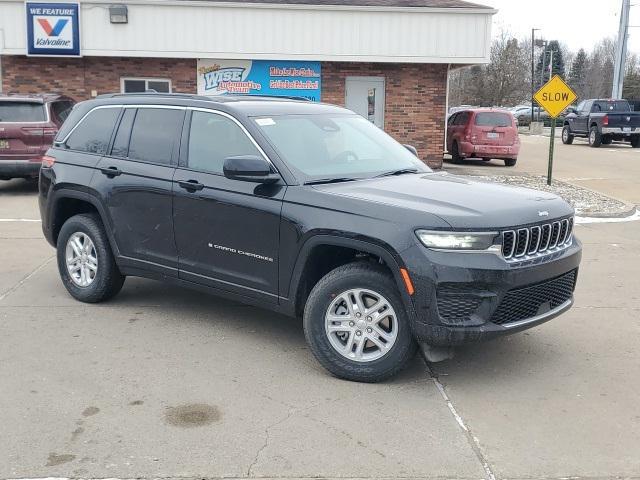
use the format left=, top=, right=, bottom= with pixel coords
left=464, top=174, right=632, bottom=217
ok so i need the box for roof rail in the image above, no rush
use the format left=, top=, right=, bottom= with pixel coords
left=95, top=92, right=212, bottom=101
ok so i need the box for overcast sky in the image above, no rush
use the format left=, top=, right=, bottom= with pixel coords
left=481, top=0, right=640, bottom=54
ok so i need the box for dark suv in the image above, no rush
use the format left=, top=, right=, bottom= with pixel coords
left=0, top=94, right=75, bottom=180
left=39, top=93, right=582, bottom=382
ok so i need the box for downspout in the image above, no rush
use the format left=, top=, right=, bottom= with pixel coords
left=0, top=29, right=4, bottom=93
left=444, top=63, right=451, bottom=161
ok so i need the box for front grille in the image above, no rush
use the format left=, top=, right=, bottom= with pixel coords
left=490, top=269, right=577, bottom=325
left=502, top=217, right=573, bottom=260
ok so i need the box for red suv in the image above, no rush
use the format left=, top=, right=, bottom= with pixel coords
left=447, top=108, right=520, bottom=166
left=0, top=94, right=75, bottom=181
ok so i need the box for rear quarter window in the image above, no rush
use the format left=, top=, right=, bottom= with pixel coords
left=64, top=107, right=121, bottom=155
left=474, top=112, right=513, bottom=127
left=0, top=102, right=46, bottom=122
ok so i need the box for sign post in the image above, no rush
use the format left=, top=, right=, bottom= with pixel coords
left=533, top=75, right=578, bottom=185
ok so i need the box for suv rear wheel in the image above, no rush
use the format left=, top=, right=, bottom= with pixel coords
left=303, top=262, right=417, bottom=382
left=57, top=213, right=125, bottom=303
left=450, top=141, right=463, bottom=164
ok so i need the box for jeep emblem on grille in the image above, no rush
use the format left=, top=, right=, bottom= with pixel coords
left=538, top=211, right=549, bottom=217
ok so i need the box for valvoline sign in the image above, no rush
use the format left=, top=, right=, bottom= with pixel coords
left=26, top=2, right=81, bottom=57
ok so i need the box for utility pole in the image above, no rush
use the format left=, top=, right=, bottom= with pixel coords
left=531, top=28, right=538, bottom=131
left=549, top=49, right=554, bottom=81
left=612, top=0, right=631, bottom=98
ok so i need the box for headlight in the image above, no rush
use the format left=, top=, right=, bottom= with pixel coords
left=415, top=230, right=498, bottom=251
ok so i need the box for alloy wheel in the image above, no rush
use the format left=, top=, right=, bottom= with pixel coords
left=65, top=232, right=98, bottom=287
left=324, top=288, right=398, bottom=362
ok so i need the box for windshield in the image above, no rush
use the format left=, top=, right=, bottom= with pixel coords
left=0, top=102, right=46, bottom=122
left=253, top=114, right=430, bottom=182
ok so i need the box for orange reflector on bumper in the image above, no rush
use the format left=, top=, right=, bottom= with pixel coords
left=399, top=268, right=415, bottom=296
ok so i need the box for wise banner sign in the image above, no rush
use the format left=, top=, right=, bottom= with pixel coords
left=26, top=2, right=81, bottom=57
left=197, top=60, right=321, bottom=102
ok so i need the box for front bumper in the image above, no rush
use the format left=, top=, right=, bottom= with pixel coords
left=458, top=141, right=519, bottom=159
left=402, top=238, right=582, bottom=346
left=0, top=159, right=42, bottom=178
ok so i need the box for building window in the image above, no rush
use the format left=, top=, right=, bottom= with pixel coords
left=121, top=78, right=172, bottom=94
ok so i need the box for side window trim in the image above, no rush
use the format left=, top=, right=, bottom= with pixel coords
left=181, top=107, right=279, bottom=176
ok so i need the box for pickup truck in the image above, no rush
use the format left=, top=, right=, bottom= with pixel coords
left=562, top=99, right=640, bottom=147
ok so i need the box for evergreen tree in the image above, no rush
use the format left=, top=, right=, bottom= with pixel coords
left=535, top=40, right=566, bottom=87
left=568, top=48, right=588, bottom=99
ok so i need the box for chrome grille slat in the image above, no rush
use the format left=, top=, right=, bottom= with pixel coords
left=501, top=217, right=574, bottom=261
left=515, top=228, right=529, bottom=257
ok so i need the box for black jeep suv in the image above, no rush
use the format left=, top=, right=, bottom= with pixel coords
left=39, top=93, right=582, bottom=382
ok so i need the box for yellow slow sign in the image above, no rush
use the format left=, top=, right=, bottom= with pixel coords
left=533, top=75, right=578, bottom=118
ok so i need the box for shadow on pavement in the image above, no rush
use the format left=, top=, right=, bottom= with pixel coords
left=0, top=178, right=39, bottom=195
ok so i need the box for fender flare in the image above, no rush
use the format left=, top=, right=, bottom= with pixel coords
left=285, top=234, right=417, bottom=322
left=49, top=188, right=120, bottom=257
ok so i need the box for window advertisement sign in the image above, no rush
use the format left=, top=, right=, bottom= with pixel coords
left=197, top=59, right=321, bottom=101
left=25, top=2, right=81, bottom=57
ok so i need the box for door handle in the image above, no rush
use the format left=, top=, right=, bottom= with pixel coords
left=100, top=166, right=122, bottom=177
left=178, top=179, right=204, bottom=191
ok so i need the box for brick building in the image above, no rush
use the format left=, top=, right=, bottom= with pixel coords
left=0, top=0, right=494, bottom=168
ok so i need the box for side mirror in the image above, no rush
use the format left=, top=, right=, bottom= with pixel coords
left=403, top=144, right=419, bottom=157
left=223, top=155, right=279, bottom=184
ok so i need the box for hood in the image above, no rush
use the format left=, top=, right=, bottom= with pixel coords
left=314, top=172, right=573, bottom=229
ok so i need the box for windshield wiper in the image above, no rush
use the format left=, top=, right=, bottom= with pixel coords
left=374, top=168, right=419, bottom=178
left=304, top=177, right=360, bottom=185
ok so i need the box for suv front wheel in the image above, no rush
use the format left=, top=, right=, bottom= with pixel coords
left=57, top=213, right=125, bottom=303
left=303, top=262, right=417, bottom=382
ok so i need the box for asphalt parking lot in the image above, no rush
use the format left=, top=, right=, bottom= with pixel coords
left=1, top=135, right=639, bottom=480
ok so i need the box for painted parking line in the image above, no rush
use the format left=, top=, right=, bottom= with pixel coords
left=0, top=218, right=41, bottom=222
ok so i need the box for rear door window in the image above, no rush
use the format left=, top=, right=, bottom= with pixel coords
left=474, top=112, right=512, bottom=127
left=65, top=107, right=121, bottom=155
left=0, top=102, right=46, bottom=122
left=127, top=108, right=184, bottom=164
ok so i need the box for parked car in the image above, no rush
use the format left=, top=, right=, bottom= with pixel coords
left=0, top=94, right=75, bottom=181
left=514, top=106, right=548, bottom=126
left=562, top=99, right=640, bottom=147
left=447, top=108, right=520, bottom=166
left=39, top=93, right=581, bottom=382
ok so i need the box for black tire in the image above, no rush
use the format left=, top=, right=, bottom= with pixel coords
left=631, top=136, right=640, bottom=148
left=303, top=262, right=417, bottom=383
left=56, top=213, right=125, bottom=303
left=561, top=125, right=574, bottom=144
left=504, top=158, right=517, bottom=167
left=450, top=141, right=463, bottom=164
left=601, top=136, right=612, bottom=145
left=588, top=126, right=602, bottom=148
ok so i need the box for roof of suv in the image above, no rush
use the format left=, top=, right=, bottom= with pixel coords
left=89, top=93, right=351, bottom=116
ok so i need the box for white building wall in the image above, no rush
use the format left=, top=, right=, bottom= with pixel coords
left=0, top=0, right=494, bottom=63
